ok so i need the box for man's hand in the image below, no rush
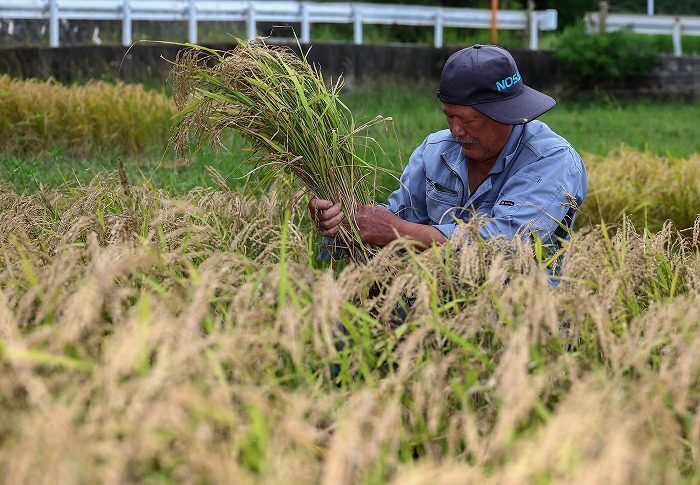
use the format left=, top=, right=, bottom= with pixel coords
left=354, top=204, right=404, bottom=246
left=309, top=199, right=448, bottom=250
left=308, top=198, right=344, bottom=237
left=355, top=205, right=448, bottom=249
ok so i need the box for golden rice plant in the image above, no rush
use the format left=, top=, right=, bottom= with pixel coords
left=169, top=39, right=387, bottom=262
left=580, top=147, right=700, bottom=231
left=0, top=75, right=174, bottom=156
left=0, top=176, right=698, bottom=482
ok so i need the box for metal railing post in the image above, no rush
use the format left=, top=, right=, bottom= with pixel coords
left=490, top=0, right=498, bottom=44
left=301, top=2, right=310, bottom=43
left=247, top=1, right=256, bottom=40
left=353, top=8, right=362, bottom=45
left=598, top=1, right=608, bottom=34
left=647, top=0, right=654, bottom=16
left=528, top=6, right=538, bottom=50
left=49, top=0, right=59, bottom=47
left=188, top=0, right=197, bottom=44
left=434, top=11, right=443, bottom=48
left=122, top=0, right=132, bottom=46
left=672, top=18, right=682, bottom=56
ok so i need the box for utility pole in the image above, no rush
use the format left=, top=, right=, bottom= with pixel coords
left=491, top=0, right=498, bottom=44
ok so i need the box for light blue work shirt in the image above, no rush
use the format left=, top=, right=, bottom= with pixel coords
left=383, top=120, right=588, bottom=253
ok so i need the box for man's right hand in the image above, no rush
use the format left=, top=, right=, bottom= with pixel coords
left=308, top=198, right=345, bottom=237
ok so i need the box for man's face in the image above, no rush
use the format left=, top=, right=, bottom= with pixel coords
left=442, top=103, right=513, bottom=164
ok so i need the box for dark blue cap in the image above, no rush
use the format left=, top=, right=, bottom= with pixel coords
left=437, top=44, right=555, bottom=125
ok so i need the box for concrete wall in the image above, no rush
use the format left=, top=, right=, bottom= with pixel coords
left=648, top=54, right=700, bottom=97
left=0, top=42, right=557, bottom=89
left=0, top=42, right=698, bottom=96
left=0, top=44, right=182, bottom=84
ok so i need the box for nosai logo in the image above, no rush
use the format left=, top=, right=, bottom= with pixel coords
left=495, top=72, right=521, bottom=92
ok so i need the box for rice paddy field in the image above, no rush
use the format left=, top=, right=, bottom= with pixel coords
left=1, top=60, right=699, bottom=483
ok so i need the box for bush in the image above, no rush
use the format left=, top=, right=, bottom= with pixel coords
left=554, top=24, right=659, bottom=88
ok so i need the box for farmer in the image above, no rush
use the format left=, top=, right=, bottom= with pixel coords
left=309, top=44, right=588, bottom=276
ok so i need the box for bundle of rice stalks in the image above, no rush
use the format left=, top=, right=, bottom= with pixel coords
left=170, top=39, right=386, bottom=262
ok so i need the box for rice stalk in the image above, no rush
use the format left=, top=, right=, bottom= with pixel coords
left=169, top=39, right=387, bottom=262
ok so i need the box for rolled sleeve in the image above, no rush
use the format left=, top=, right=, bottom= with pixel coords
left=384, top=137, right=430, bottom=224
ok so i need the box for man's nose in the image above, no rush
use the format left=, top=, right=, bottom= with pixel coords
left=450, top=121, right=465, bottom=137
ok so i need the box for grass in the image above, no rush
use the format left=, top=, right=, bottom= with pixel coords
left=4, top=79, right=700, bottom=164
left=0, top=141, right=249, bottom=194
left=635, top=32, right=700, bottom=56
left=344, top=83, right=700, bottom=159
left=0, top=175, right=698, bottom=482
left=540, top=97, right=700, bottom=157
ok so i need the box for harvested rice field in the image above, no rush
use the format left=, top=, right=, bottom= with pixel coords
left=1, top=45, right=699, bottom=482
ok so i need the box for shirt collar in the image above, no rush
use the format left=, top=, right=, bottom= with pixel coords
left=488, top=124, right=525, bottom=175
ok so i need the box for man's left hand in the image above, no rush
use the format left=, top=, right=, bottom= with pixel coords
left=354, top=205, right=404, bottom=246
left=355, top=204, right=448, bottom=249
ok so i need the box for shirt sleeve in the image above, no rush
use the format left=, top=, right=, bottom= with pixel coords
left=477, top=145, right=587, bottom=243
left=430, top=222, right=459, bottom=239
left=382, top=136, right=431, bottom=224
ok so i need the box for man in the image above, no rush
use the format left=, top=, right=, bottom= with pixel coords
left=309, top=44, right=588, bottom=276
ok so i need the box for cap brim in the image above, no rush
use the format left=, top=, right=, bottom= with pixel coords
left=471, top=85, right=556, bottom=125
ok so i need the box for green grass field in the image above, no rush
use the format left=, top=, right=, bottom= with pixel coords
left=3, top=82, right=700, bottom=195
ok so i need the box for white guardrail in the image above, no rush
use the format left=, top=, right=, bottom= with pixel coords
left=585, top=12, right=700, bottom=56
left=0, top=0, right=557, bottom=49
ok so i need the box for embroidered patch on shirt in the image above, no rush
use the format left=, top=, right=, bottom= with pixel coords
left=499, top=200, right=515, bottom=207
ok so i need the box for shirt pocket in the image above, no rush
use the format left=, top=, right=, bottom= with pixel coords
left=426, top=177, right=461, bottom=224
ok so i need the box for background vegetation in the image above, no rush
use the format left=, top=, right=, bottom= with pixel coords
left=0, top=75, right=173, bottom=158
left=554, top=25, right=660, bottom=88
